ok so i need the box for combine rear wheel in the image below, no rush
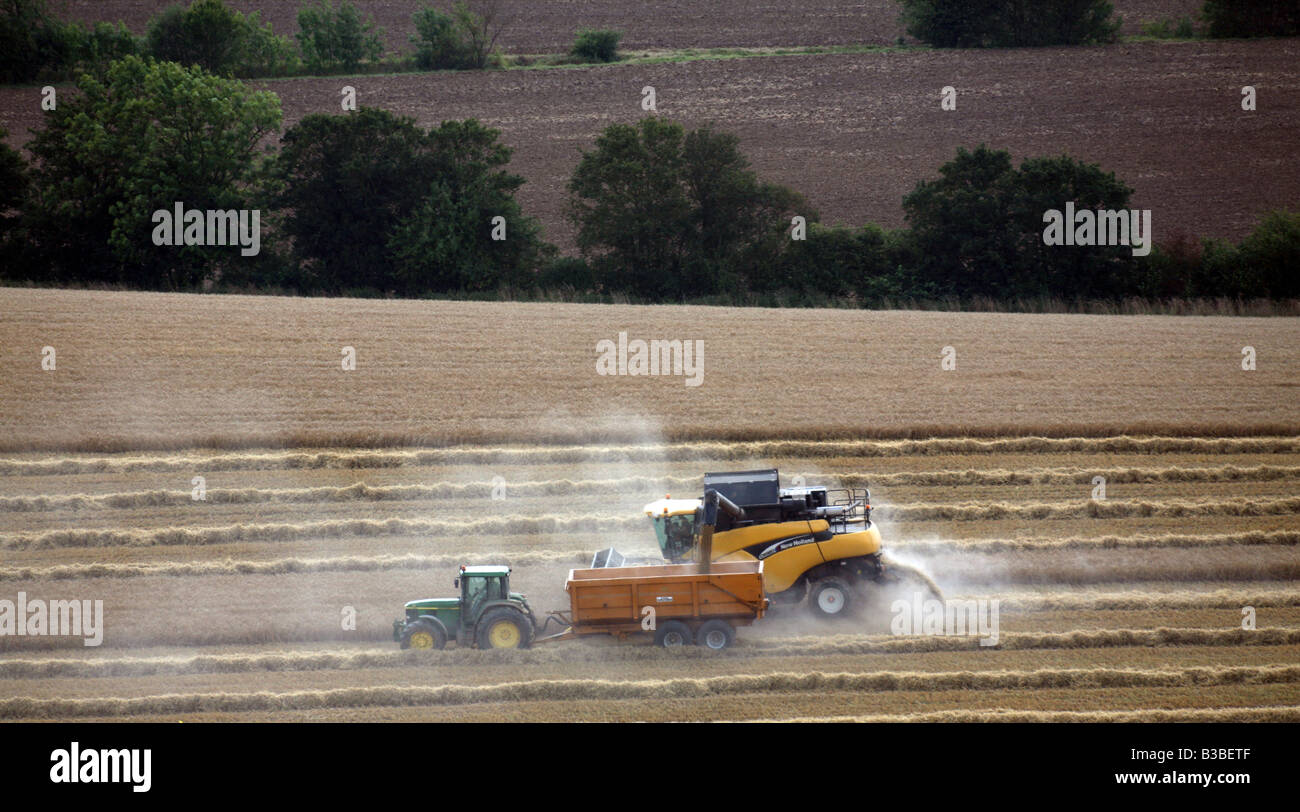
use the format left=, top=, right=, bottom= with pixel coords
left=808, top=578, right=853, bottom=618
left=476, top=608, right=534, bottom=649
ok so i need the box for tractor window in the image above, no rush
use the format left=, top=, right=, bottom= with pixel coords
left=464, top=576, right=487, bottom=609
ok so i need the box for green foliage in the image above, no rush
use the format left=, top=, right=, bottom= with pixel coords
left=266, top=108, right=550, bottom=294
left=1140, top=17, right=1198, bottom=39
left=66, top=22, right=140, bottom=73
left=900, top=0, right=1120, bottom=47
left=0, top=126, right=29, bottom=278
left=1202, top=0, right=1300, bottom=38
left=2, top=0, right=141, bottom=83
left=1237, top=210, right=1300, bottom=298
left=570, top=29, right=621, bottom=63
left=537, top=256, right=597, bottom=291
left=24, top=56, right=281, bottom=288
left=568, top=117, right=812, bottom=298
left=296, top=0, right=384, bottom=73
left=145, top=0, right=295, bottom=77
left=410, top=5, right=473, bottom=69
left=903, top=144, right=1134, bottom=299
left=448, top=1, right=498, bottom=70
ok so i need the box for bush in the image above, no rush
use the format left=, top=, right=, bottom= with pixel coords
left=67, top=22, right=139, bottom=73
left=570, top=29, right=621, bottom=62
left=1202, top=0, right=1300, bottom=38
left=24, top=56, right=282, bottom=288
left=902, top=145, right=1136, bottom=299
left=0, top=126, right=28, bottom=279
left=1237, top=210, right=1300, bottom=298
left=146, top=0, right=244, bottom=74
left=568, top=117, right=812, bottom=298
left=1140, top=17, right=1197, bottom=38
left=410, top=5, right=472, bottom=69
left=1, top=0, right=68, bottom=82
left=537, top=256, right=597, bottom=291
left=265, top=109, right=551, bottom=294
left=145, top=0, right=295, bottom=77
left=296, top=0, right=383, bottom=73
left=900, top=0, right=1120, bottom=47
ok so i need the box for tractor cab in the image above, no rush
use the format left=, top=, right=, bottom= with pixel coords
left=457, top=564, right=512, bottom=617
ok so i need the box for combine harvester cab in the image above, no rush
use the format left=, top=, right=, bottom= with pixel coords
left=635, top=468, right=937, bottom=618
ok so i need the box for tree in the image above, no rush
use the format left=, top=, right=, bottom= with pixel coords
left=1, top=0, right=73, bottom=82
left=265, top=108, right=549, bottom=294
left=1237, top=210, right=1300, bottom=298
left=145, top=0, right=296, bottom=77
left=24, top=56, right=281, bottom=287
left=450, top=0, right=512, bottom=69
left=411, top=5, right=471, bottom=69
left=0, top=127, right=28, bottom=279
left=1202, top=1, right=1300, bottom=38
left=903, top=145, right=1134, bottom=299
left=296, top=0, right=383, bottom=72
left=568, top=117, right=812, bottom=298
left=900, top=0, right=1120, bottom=47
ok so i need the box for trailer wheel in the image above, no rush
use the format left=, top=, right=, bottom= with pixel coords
left=476, top=608, right=533, bottom=650
left=696, top=620, right=735, bottom=651
left=654, top=619, right=693, bottom=648
left=400, top=619, right=446, bottom=650
left=809, top=578, right=853, bottom=618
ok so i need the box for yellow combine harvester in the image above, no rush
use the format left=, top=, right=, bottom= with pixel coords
left=604, top=469, right=939, bottom=618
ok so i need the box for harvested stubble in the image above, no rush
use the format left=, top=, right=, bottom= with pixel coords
left=4, top=665, right=1298, bottom=719
left=750, top=706, right=1300, bottom=723
left=5, top=437, right=1299, bottom=476
left=4, top=628, right=1296, bottom=680
left=4, top=465, right=1297, bottom=512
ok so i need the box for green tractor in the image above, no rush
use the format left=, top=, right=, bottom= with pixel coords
left=393, top=564, right=539, bottom=650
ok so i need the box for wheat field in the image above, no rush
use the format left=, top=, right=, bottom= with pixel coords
left=0, top=287, right=1298, bottom=721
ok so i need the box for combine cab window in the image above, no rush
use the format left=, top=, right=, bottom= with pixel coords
left=651, top=514, right=697, bottom=562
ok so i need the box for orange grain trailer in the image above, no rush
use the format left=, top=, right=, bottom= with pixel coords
left=538, top=560, right=768, bottom=650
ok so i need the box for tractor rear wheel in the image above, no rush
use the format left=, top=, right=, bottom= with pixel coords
left=696, top=620, right=735, bottom=650
left=400, top=619, right=446, bottom=650
left=654, top=619, right=693, bottom=648
left=809, top=578, right=853, bottom=618
left=476, top=608, right=533, bottom=649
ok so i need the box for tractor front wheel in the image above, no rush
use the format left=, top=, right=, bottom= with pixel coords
left=476, top=608, right=534, bottom=650
left=400, top=619, right=447, bottom=650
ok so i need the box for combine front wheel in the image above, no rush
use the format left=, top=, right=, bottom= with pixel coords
left=808, top=578, right=853, bottom=618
